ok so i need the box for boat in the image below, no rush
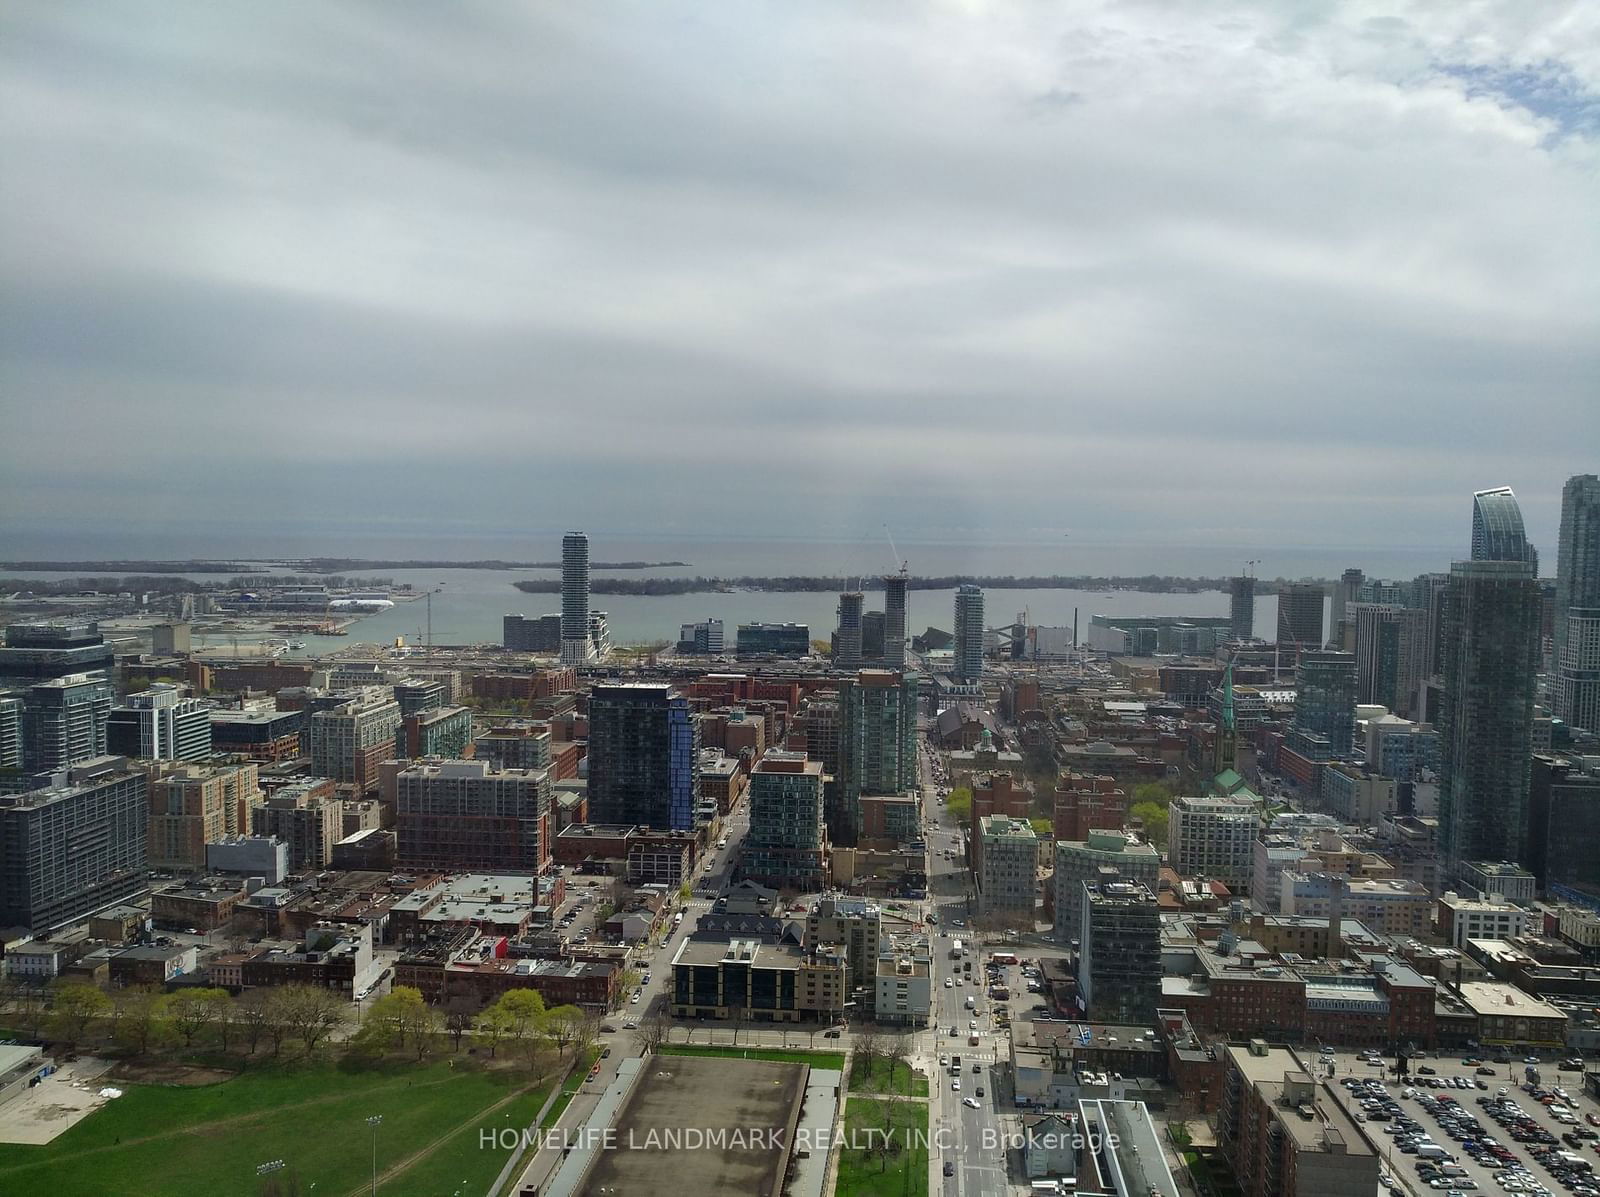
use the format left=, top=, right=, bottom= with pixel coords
left=287, top=641, right=306, bottom=650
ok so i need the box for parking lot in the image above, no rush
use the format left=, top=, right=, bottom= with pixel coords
left=1320, top=1049, right=1599, bottom=1197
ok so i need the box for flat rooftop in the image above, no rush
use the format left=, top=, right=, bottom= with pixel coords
left=1457, top=982, right=1567, bottom=1019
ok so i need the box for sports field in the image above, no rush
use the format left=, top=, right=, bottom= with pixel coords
left=0, top=1059, right=552, bottom=1197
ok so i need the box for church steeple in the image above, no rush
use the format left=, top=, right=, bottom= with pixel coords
left=1213, top=660, right=1238, bottom=779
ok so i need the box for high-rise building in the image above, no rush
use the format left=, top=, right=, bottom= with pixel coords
left=1229, top=576, right=1255, bottom=641
left=147, top=758, right=259, bottom=870
left=250, top=782, right=343, bottom=871
left=1351, top=604, right=1428, bottom=720
left=503, top=612, right=563, bottom=653
left=1077, top=878, right=1160, bottom=1024
left=1276, top=584, right=1325, bottom=652
left=1054, top=831, right=1160, bottom=945
left=0, top=621, right=114, bottom=680
left=1554, top=474, right=1600, bottom=732
left=1292, top=651, right=1356, bottom=756
left=0, top=757, right=148, bottom=934
left=883, top=572, right=908, bottom=668
left=741, top=750, right=827, bottom=891
left=397, top=705, right=474, bottom=759
left=676, top=619, right=725, bottom=654
left=836, top=669, right=920, bottom=846
left=473, top=721, right=552, bottom=771
left=834, top=591, right=864, bottom=671
left=1330, top=568, right=1364, bottom=648
left=978, top=813, right=1037, bottom=922
left=1438, top=553, right=1541, bottom=880
left=0, top=694, right=22, bottom=770
left=1169, top=795, right=1257, bottom=892
left=395, top=759, right=551, bottom=873
left=953, top=584, right=985, bottom=682
left=560, top=531, right=594, bottom=665
left=735, top=623, right=811, bottom=658
left=1471, top=486, right=1538, bottom=569
left=22, top=671, right=114, bottom=772
left=106, top=684, right=213, bottom=762
left=587, top=682, right=700, bottom=830
left=308, top=688, right=403, bottom=793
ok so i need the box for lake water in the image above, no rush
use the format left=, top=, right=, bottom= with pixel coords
left=2, top=533, right=1468, bottom=651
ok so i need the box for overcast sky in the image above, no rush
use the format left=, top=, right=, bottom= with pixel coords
left=2, top=2, right=1596, bottom=559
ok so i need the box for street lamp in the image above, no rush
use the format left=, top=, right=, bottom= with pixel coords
left=366, top=1115, right=383, bottom=1196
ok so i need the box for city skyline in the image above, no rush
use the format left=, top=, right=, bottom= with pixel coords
left=2, top=4, right=1596, bottom=550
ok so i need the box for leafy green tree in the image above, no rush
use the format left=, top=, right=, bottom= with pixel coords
left=474, top=1002, right=515, bottom=1059
left=50, top=982, right=110, bottom=1053
left=362, top=986, right=439, bottom=1061
left=1130, top=800, right=1170, bottom=849
left=114, top=986, right=172, bottom=1055
left=1133, top=780, right=1174, bottom=804
left=493, top=989, right=548, bottom=1069
left=945, top=787, right=972, bottom=822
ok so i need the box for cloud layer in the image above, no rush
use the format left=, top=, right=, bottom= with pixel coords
left=2, top=2, right=1596, bottom=555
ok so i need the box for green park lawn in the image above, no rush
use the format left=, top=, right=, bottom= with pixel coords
left=0, top=1058, right=554, bottom=1197
left=655, top=1043, right=847, bottom=1070
left=836, top=1097, right=929, bottom=1197
left=847, top=1056, right=930, bottom=1097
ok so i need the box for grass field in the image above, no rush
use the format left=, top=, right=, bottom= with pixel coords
left=836, top=1097, right=929, bottom=1197
left=655, top=1043, right=847, bottom=1070
left=0, top=1058, right=554, bottom=1197
left=847, top=1056, right=930, bottom=1097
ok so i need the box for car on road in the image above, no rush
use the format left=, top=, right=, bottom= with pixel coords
left=951, top=1079, right=961, bottom=1091
left=962, top=1097, right=980, bottom=1109
left=622, top=1021, right=637, bottom=1030
left=943, top=1162, right=955, bottom=1177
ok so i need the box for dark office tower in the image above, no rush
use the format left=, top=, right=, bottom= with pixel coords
left=1471, top=486, right=1538, bottom=570
left=883, top=572, right=909, bottom=668
left=504, top=613, right=562, bottom=653
left=1416, top=572, right=1451, bottom=680
left=1352, top=604, right=1428, bottom=719
left=587, top=683, right=700, bottom=831
left=0, top=757, right=148, bottom=934
left=0, top=695, right=21, bottom=770
left=1229, top=576, right=1255, bottom=641
left=834, top=591, right=864, bottom=671
left=1293, top=651, right=1357, bottom=756
left=1276, top=583, right=1325, bottom=651
left=22, top=671, right=113, bottom=772
left=954, top=584, right=985, bottom=682
left=1438, top=559, right=1541, bottom=880
left=0, top=621, right=114, bottom=680
left=1554, top=474, right=1600, bottom=732
left=560, top=531, right=594, bottom=665
left=1330, top=568, right=1364, bottom=648
left=837, top=669, right=920, bottom=846
left=860, top=611, right=886, bottom=661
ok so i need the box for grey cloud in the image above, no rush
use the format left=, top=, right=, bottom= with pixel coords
left=1, top=1, right=1596, bottom=554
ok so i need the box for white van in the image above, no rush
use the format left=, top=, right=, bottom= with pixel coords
left=1416, top=1145, right=1451, bottom=1161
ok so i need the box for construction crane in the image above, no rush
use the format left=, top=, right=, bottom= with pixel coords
left=883, top=524, right=908, bottom=576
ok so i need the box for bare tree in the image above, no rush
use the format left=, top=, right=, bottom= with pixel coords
left=265, top=984, right=346, bottom=1056
left=884, top=1032, right=912, bottom=1095
left=637, top=1009, right=671, bottom=1055
left=235, top=988, right=273, bottom=1056
left=854, top=1023, right=883, bottom=1087
left=444, top=1004, right=474, bottom=1052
